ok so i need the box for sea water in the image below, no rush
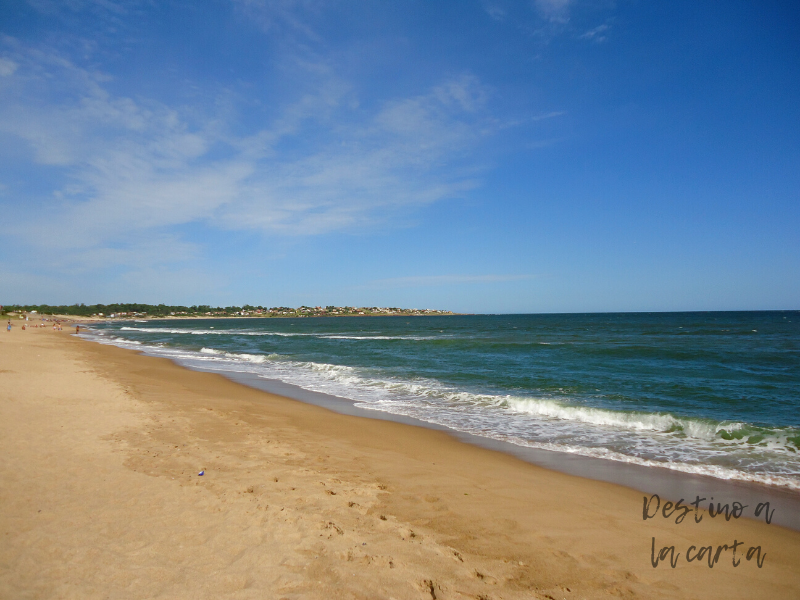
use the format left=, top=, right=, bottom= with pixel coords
left=84, top=312, right=800, bottom=490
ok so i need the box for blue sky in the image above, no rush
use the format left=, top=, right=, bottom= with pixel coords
left=1, top=0, right=798, bottom=312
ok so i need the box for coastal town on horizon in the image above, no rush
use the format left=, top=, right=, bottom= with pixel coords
left=2, top=303, right=456, bottom=319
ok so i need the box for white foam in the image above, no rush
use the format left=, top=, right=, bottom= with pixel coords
left=506, top=398, right=680, bottom=432
left=119, top=326, right=444, bottom=341
left=79, top=327, right=800, bottom=491
left=320, top=335, right=440, bottom=340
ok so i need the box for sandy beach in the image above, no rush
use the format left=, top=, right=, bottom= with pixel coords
left=1, top=327, right=799, bottom=599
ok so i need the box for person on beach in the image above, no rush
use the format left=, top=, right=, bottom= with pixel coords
left=6, top=320, right=10, bottom=332
left=75, top=325, right=80, bottom=334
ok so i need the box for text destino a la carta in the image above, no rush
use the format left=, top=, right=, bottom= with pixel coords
left=643, top=494, right=773, bottom=569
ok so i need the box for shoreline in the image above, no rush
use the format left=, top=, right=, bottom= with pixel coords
left=85, top=321, right=800, bottom=520
left=2, top=328, right=799, bottom=598
left=165, top=361, right=800, bottom=531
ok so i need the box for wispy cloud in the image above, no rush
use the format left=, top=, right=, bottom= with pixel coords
left=580, top=23, right=610, bottom=43
left=0, top=57, right=18, bottom=76
left=487, top=0, right=610, bottom=46
left=371, top=274, right=534, bottom=288
left=232, top=0, right=326, bottom=41
left=220, top=73, right=492, bottom=234
left=534, top=0, right=572, bottom=24
left=26, top=0, right=129, bottom=16
left=482, top=2, right=507, bottom=22
left=1, top=37, right=505, bottom=268
left=0, top=1, right=567, bottom=302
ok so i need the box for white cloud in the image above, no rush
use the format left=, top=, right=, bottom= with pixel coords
left=216, top=76, right=490, bottom=235
left=0, top=57, right=18, bottom=76
left=482, top=2, right=507, bottom=22
left=580, top=24, right=610, bottom=42
left=534, top=0, right=572, bottom=23
left=0, top=39, right=512, bottom=271
left=50, top=234, right=200, bottom=272
left=26, top=0, right=129, bottom=17
left=231, top=0, right=326, bottom=42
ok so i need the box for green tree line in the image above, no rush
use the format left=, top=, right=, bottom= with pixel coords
left=1, top=303, right=259, bottom=316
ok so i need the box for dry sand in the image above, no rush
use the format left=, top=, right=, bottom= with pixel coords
left=1, top=326, right=799, bottom=599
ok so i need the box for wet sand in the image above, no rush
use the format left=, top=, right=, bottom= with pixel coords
left=1, top=327, right=799, bottom=599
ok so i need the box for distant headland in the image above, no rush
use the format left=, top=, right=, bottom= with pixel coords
left=1, top=303, right=455, bottom=319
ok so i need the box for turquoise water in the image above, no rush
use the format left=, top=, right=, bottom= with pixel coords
left=87, top=311, right=800, bottom=489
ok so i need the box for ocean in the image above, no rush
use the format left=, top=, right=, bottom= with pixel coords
left=83, top=311, right=800, bottom=491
